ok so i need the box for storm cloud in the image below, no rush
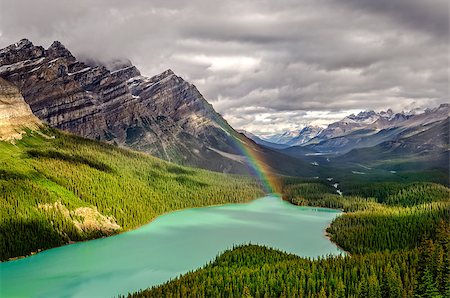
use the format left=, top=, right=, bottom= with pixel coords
left=0, top=0, right=448, bottom=135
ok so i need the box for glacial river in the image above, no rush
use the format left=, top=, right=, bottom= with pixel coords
left=0, top=195, right=343, bottom=297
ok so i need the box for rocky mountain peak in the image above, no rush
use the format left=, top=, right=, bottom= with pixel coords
left=46, top=41, right=75, bottom=60
left=15, top=38, right=33, bottom=49
left=300, top=125, right=322, bottom=133
left=0, top=39, right=45, bottom=66
left=359, top=110, right=376, bottom=116
left=145, top=69, right=176, bottom=83
left=379, top=109, right=394, bottom=118
left=347, top=110, right=377, bottom=122
left=161, top=69, right=175, bottom=76
left=110, top=65, right=141, bottom=82
left=262, top=125, right=324, bottom=146
left=48, top=40, right=65, bottom=49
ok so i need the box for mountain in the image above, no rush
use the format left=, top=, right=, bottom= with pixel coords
left=307, top=109, right=405, bottom=145
left=262, top=126, right=323, bottom=146
left=272, top=105, right=449, bottom=179
left=0, top=77, right=40, bottom=140
left=259, top=107, right=447, bottom=153
left=285, top=126, right=323, bottom=146
left=264, top=130, right=302, bottom=145
left=338, top=116, right=449, bottom=173
left=0, top=39, right=256, bottom=174
left=302, top=105, right=450, bottom=154
left=238, top=130, right=290, bottom=149
left=0, top=39, right=325, bottom=178
left=0, top=60, right=265, bottom=260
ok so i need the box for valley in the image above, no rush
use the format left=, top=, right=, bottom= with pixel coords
left=0, top=196, right=343, bottom=297
left=0, top=34, right=448, bottom=298
left=131, top=180, right=450, bottom=298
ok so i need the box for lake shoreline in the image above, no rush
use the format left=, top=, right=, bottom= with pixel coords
left=324, top=227, right=351, bottom=256
left=280, top=196, right=349, bottom=256
left=4, top=193, right=346, bottom=263
left=1, top=195, right=343, bottom=298
left=3, top=193, right=267, bottom=263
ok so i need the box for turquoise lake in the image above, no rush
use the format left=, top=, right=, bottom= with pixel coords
left=0, top=195, right=343, bottom=297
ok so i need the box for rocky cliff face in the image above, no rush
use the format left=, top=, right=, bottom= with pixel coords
left=0, top=77, right=40, bottom=140
left=0, top=39, right=250, bottom=173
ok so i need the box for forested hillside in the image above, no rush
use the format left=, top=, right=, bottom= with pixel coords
left=0, top=128, right=264, bottom=261
left=283, top=180, right=450, bottom=253
left=131, top=180, right=450, bottom=297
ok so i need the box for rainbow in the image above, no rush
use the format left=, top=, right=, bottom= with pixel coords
left=231, top=134, right=280, bottom=194
left=214, top=116, right=280, bottom=194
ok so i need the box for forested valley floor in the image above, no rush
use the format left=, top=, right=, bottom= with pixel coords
left=130, top=179, right=450, bottom=298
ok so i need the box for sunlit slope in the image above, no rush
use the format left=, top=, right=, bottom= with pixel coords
left=0, top=128, right=264, bottom=260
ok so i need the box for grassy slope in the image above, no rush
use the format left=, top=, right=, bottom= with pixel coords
left=0, top=128, right=264, bottom=260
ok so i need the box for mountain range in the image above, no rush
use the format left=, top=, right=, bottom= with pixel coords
left=305, top=107, right=448, bottom=153
left=0, top=38, right=448, bottom=183
left=247, top=106, right=449, bottom=154
left=0, top=39, right=321, bottom=178
left=245, top=105, right=449, bottom=178
left=237, top=130, right=290, bottom=150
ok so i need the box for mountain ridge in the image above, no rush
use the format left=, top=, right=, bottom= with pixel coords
left=0, top=39, right=253, bottom=174
left=246, top=105, right=449, bottom=153
left=306, top=104, right=449, bottom=154
left=0, top=39, right=324, bottom=178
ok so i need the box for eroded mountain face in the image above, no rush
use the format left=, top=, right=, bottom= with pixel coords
left=0, top=39, right=250, bottom=173
left=0, top=77, right=41, bottom=140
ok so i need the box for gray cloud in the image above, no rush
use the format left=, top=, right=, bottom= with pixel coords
left=0, top=0, right=448, bottom=135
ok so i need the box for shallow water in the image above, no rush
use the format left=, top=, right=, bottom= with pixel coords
left=0, top=195, right=343, bottom=297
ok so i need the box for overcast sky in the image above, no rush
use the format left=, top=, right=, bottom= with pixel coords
left=0, top=0, right=448, bottom=136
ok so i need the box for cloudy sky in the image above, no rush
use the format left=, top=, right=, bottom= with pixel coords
left=0, top=0, right=448, bottom=136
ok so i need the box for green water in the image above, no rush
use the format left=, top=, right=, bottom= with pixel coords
left=0, top=196, right=343, bottom=297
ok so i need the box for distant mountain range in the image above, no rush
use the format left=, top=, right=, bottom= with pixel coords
left=304, top=106, right=448, bottom=152
left=247, top=105, right=449, bottom=153
left=338, top=115, right=449, bottom=172
left=245, top=105, right=449, bottom=177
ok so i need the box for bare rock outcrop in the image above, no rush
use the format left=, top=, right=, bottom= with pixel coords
left=0, top=77, right=40, bottom=140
